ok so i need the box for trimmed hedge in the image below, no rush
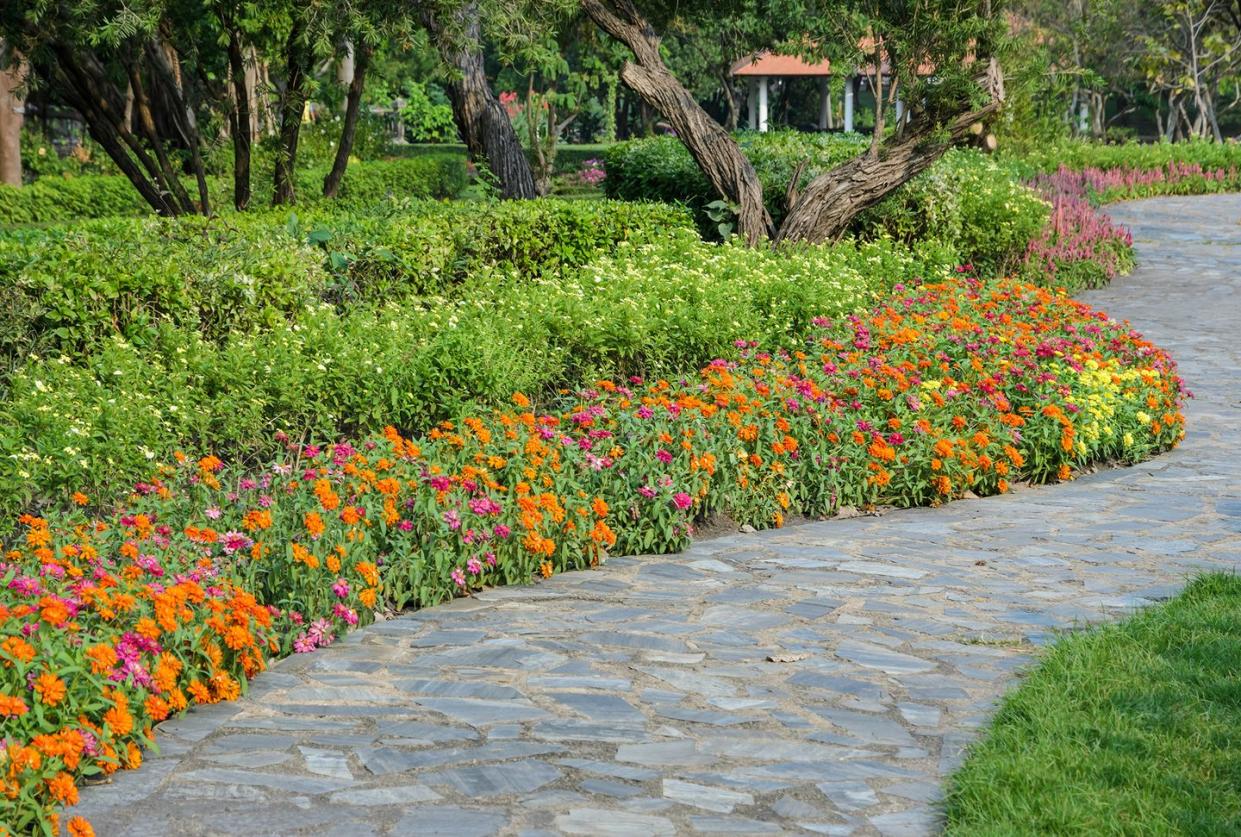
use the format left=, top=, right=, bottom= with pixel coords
left=0, top=176, right=147, bottom=226
left=0, top=155, right=468, bottom=227
left=0, top=199, right=690, bottom=375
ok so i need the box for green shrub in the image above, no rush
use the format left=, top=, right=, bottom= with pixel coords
left=602, top=133, right=1047, bottom=274
left=1007, top=138, right=1241, bottom=178
left=0, top=199, right=691, bottom=378
left=0, top=176, right=148, bottom=225
left=0, top=155, right=468, bottom=228
left=0, top=229, right=943, bottom=517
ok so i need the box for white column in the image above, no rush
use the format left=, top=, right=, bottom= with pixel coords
left=843, top=75, right=855, bottom=133
left=817, top=77, right=830, bottom=130
left=747, top=80, right=758, bottom=131
left=895, top=98, right=905, bottom=125
left=758, top=76, right=769, bottom=133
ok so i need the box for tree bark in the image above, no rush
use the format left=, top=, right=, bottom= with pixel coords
left=419, top=2, right=537, bottom=200
left=52, top=46, right=181, bottom=215
left=581, top=0, right=772, bottom=244
left=323, top=41, right=373, bottom=198
left=0, top=48, right=26, bottom=187
left=124, top=56, right=196, bottom=213
left=274, top=17, right=311, bottom=205
left=221, top=16, right=252, bottom=210
left=776, top=65, right=1005, bottom=245
left=144, top=35, right=210, bottom=214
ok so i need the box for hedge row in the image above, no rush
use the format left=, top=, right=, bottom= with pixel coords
left=0, top=229, right=949, bottom=520
left=0, top=155, right=468, bottom=226
left=602, top=133, right=1050, bottom=275
left=0, top=199, right=691, bottom=375
left=1007, top=138, right=1241, bottom=177
left=0, top=274, right=1188, bottom=832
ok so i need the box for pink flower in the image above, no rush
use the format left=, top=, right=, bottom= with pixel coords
left=656, top=449, right=673, bottom=463
left=332, top=579, right=350, bottom=598
left=467, top=557, right=483, bottom=575
left=673, top=492, right=693, bottom=510
left=220, top=531, right=253, bottom=555
left=451, top=567, right=466, bottom=588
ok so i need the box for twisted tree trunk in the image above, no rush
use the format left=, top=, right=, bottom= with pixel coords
left=144, top=34, right=209, bottom=214
left=419, top=2, right=536, bottom=200
left=581, top=0, right=772, bottom=244
left=583, top=0, right=1005, bottom=247
left=776, top=86, right=1004, bottom=244
left=222, top=20, right=252, bottom=210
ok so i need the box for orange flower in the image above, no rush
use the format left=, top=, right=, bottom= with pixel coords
left=47, top=771, right=78, bottom=805
left=591, top=497, right=609, bottom=517
left=1, top=636, right=35, bottom=665
left=68, top=816, right=95, bottom=837
left=71, top=492, right=89, bottom=506
left=304, top=511, right=326, bottom=539
left=86, top=643, right=119, bottom=674
left=242, top=509, right=272, bottom=532
left=34, top=672, right=67, bottom=707
left=0, top=693, right=29, bottom=717
left=38, top=597, right=70, bottom=627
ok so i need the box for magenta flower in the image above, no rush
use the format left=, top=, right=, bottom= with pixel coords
left=673, top=492, right=693, bottom=510
left=332, top=579, right=350, bottom=599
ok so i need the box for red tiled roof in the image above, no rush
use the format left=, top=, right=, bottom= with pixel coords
left=731, top=45, right=934, bottom=78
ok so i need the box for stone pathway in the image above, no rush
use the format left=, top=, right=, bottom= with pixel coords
left=75, top=195, right=1241, bottom=836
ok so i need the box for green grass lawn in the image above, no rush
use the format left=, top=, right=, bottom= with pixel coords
left=944, top=572, right=1241, bottom=836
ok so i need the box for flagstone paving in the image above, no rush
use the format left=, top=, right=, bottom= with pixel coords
left=75, top=194, right=1241, bottom=836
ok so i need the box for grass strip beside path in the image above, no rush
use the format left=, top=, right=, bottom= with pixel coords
left=945, top=572, right=1241, bottom=835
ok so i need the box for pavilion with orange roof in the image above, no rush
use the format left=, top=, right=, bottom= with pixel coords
left=730, top=46, right=934, bottom=133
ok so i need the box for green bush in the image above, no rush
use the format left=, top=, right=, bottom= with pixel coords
left=0, top=229, right=945, bottom=517
left=0, top=155, right=468, bottom=228
left=0, top=199, right=691, bottom=377
left=604, top=133, right=1047, bottom=274
left=0, top=176, right=148, bottom=225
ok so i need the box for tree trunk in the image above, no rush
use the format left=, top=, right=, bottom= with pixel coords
left=274, top=18, right=310, bottom=205
left=776, top=77, right=1004, bottom=245
left=720, top=72, right=739, bottom=132
left=124, top=56, right=196, bottom=213
left=420, top=2, right=537, bottom=200
left=144, top=36, right=210, bottom=214
left=52, top=47, right=182, bottom=215
left=323, top=41, right=373, bottom=199
left=581, top=0, right=772, bottom=244
left=225, top=26, right=252, bottom=210
left=0, top=49, right=25, bottom=187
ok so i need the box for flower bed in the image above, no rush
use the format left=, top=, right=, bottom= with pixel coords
left=0, top=273, right=1186, bottom=833
left=1022, top=161, right=1241, bottom=290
